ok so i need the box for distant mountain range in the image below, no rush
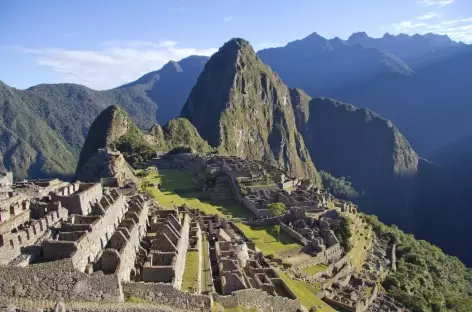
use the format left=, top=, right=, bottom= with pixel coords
left=258, top=32, right=472, bottom=154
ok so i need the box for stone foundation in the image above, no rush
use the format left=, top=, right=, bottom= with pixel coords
left=122, top=282, right=211, bottom=311
left=213, top=289, right=301, bottom=312
left=0, top=259, right=122, bottom=302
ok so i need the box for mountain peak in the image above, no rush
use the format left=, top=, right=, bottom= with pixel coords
left=181, top=38, right=321, bottom=183
left=77, top=104, right=134, bottom=169
left=347, top=31, right=370, bottom=42
left=220, top=38, right=253, bottom=54
left=162, top=60, right=183, bottom=73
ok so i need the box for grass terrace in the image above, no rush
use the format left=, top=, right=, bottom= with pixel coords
left=140, top=168, right=252, bottom=219
left=276, top=270, right=335, bottom=312
left=302, top=264, right=328, bottom=276
left=236, top=223, right=301, bottom=259
left=348, top=226, right=372, bottom=272
left=181, top=251, right=199, bottom=292
left=201, top=234, right=213, bottom=293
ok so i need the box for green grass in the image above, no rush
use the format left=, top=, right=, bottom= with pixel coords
left=124, top=295, right=154, bottom=304
left=302, top=264, right=328, bottom=275
left=181, top=251, right=199, bottom=292
left=348, top=226, right=371, bottom=272
left=201, top=235, right=213, bottom=293
left=276, top=270, right=335, bottom=312
left=141, top=168, right=252, bottom=219
left=235, top=223, right=301, bottom=258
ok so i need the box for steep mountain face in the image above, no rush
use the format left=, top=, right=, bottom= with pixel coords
left=258, top=32, right=472, bottom=153
left=290, top=91, right=419, bottom=224
left=181, top=39, right=320, bottom=184
left=411, top=135, right=472, bottom=265
left=291, top=92, right=419, bottom=192
left=77, top=105, right=211, bottom=172
left=118, top=55, right=209, bottom=125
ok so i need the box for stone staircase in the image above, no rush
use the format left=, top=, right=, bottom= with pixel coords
left=210, top=176, right=234, bottom=204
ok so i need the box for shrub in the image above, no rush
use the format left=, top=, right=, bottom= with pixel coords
left=282, top=262, right=293, bottom=268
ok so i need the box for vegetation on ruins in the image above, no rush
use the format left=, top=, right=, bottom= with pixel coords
left=267, top=202, right=286, bottom=217
left=320, top=171, right=360, bottom=200
left=337, top=216, right=353, bottom=251
left=274, top=224, right=281, bottom=241
left=365, top=214, right=472, bottom=312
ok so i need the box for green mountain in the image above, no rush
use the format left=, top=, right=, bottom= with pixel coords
left=77, top=105, right=211, bottom=171
left=366, top=214, right=472, bottom=312
left=181, top=38, right=320, bottom=184
left=0, top=81, right=76, bottom=180
left=0, top=55, right=207, bottom=180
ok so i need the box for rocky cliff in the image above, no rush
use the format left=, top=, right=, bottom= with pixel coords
left=181, top=39, right=320, bottom=184
left=291, top=92, right=419, bottom=192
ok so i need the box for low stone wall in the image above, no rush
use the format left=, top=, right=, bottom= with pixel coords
left=280, top=223, right=308, bottom=246
left=244, top=218, right=279, bottom=226
left=213, top=289, right=301, bottom=312
left=0, top=259, right=123, bottom=302
left=122, top=282, right=211, bottom=311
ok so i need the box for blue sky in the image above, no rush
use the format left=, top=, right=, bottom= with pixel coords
left=1, top=0, right=471, bottom=89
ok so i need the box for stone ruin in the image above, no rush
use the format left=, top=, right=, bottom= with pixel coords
left=322, top=274, right=385, bottom=312
left=76, top=148, right=137, bottom=188
left=0, top=175, right=153, bottom=304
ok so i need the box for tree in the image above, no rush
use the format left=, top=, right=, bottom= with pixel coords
left=274, top=224, right=281, bottom=241
left=267, top=202, right=286, bottom=217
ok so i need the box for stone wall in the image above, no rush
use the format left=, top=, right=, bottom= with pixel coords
left=391, top=244, right=396, bottom=272
left=51, top=183, right=102, bottom=215
left=115, top=197, right=149, bottom=281
left=42, top=191, right=127, bottom=272
left=280, top=223, right=308, bottom=246
left=0, top=207, right=30, bottom=234
left=122, top=282, right=211, bottom=311
left=0, top=259, right=123, bottom=302
left=213, top=289, right=301, bottom=312
left=0, top=207, right=68, bottom=265
left=71, top=193, right=126, bottom=271
left=244, top=218, right=279, bottom=226
left=172, top=213, right=190, bottom=290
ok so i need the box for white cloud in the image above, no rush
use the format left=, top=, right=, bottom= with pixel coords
left=417, top=12, right=443, bottom=20
left=223, top=16, right=233, bottom=22
left=391, top=16, right=472, bottom=43
left=17, top=41, right=217, bottom=90
left=417, top=0, right=455, bottom=7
